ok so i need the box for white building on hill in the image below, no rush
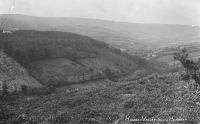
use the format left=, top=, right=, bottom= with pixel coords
left=2, top=30, right=12, bottom=34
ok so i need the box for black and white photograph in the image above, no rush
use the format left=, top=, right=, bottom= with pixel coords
left=0, top=0, right=200, bottom=123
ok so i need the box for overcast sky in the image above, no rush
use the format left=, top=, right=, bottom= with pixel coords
left=0, top=0, right=200, bottom=25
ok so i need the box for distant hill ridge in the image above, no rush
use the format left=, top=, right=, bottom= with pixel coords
left=1, top=14, right=199, bottom=53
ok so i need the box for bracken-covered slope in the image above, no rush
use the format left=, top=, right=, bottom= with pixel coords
left=0, top=50, right=43, bottom=92
left=4, top=71, right=200, bottom=123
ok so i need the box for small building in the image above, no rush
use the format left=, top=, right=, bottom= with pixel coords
left=2, top=30, right=12, bottom=34
left=147, top=53, right=157, bottom=58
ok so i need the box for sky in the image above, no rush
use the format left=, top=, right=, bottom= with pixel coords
left=0, top=0, right=200, bottom=26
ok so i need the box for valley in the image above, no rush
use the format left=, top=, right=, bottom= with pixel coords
left=0, top=30, right=167, bottom=88
left=0, top=14, right=200, bottom=124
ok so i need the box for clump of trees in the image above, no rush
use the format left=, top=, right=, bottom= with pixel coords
left=0, top=30, right=109, bottom=67
left=103, top=68, right=118, bottom=82
left=173, top=48, right=200, bottom=86
left=173, top=48, right=199, bottom=72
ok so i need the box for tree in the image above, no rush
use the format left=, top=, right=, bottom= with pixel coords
left=173, top=48, right=198, bottom=74
left=2, top=83, right=8, bottom=96
left=104, top=68, right=112, bottom=78
left=103, top=68, right=117, bottom=82
left=173, top=48, right=200, bottom=87
left=1, top=82, right=8, bottom=100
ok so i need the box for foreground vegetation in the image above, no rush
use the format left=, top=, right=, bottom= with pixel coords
left=1, top=71, right=200, bottom=124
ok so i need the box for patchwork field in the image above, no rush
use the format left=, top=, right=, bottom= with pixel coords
left=148, top=43, right=200, bottom=65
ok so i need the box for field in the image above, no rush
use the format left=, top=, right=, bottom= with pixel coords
left=149, top=43, right=200, bottom=65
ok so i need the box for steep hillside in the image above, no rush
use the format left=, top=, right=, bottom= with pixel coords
left=0, top=49, right=43, bottom=92
left=0, top=30, right=165, bottom=86
left=3, top=71, right=200, bottom=123
left=1, top=14, right=199, bottom=54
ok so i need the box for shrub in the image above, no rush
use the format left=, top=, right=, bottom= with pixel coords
left=21, top=85, right=28, bottom=95
left=104, top=68, right=112, bottom=78
left=123, top=100, right=135, bottom=109
left=47, top=85, right=56, bottom=93
left=1, top=83, right=8, bottom=100
left=0, top=103, right=10, bottom=123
